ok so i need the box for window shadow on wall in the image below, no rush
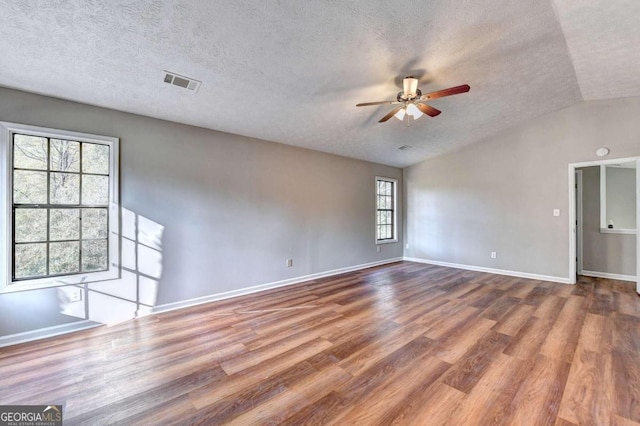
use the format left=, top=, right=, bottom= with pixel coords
left=57, top=208, right=164, bottom=325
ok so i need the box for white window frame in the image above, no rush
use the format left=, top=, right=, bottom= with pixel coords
left=0, top=122, right=120, bottom=293
left=375, top=176, right=398, bottom=244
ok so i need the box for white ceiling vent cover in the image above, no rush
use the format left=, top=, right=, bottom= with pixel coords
left=163, top=71, right=201, bottom=92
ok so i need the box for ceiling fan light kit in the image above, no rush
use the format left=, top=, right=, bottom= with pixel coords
left=357, top=76, right=470, bottom=125
left=394, top=103, right=424, bottom=122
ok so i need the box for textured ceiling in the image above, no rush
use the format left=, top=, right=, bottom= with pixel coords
left=552, top=0, right=640, bottom=100
left=0, top=1, right=631, bottom=167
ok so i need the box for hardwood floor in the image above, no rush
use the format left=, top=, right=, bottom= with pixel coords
left=1, top=261, right=639, bottom=425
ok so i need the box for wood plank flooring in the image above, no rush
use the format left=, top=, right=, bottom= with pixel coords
left=1, top=261, right=639, bottom=425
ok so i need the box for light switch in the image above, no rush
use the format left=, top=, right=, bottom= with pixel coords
left=553, top=209, right=560, bottom=217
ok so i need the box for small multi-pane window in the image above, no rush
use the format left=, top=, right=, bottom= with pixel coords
left=376, top=177, right=397, bottom=242
left=1, top=122, right=119, bottom=291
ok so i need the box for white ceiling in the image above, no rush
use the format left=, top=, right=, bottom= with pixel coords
left=0, top=1, right=636, bottom=168
left=552, top=0, right=640, bottom=101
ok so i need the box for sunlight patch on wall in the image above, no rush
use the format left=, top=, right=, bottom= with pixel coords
left=58, top=208, right=164, bottom=325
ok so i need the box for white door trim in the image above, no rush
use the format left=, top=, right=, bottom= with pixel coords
left=576, top=170, right=583, bottom=274
left=636, top=158, right=640, bottom=293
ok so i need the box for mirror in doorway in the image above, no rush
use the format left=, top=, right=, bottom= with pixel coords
left=600, top=162, right=636, bottom=233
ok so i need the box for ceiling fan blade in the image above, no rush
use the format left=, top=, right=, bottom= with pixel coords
left=415, top=103, right=441, bottom=117
left=420, top=84, right=470, bottom=101
left=379, top=107, right=403, bottom=123
left=356, top=100, right=400, bottom=107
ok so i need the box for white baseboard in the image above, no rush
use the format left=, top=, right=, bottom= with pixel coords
left=404, top=257, right=572, bottom=285
left=0, top=320, right=99, bottom=348
left=580, top=270, right=636, bottom=282
left=150, top=257, right=404, bottom=315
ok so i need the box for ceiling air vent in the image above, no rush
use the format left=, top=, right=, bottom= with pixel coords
left=163, top=71, right=201, bottom=92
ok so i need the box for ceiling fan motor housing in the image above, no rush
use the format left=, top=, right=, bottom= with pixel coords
left=397, top=89, right=422, bottom=102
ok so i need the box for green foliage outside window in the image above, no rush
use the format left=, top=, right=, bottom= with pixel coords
left=13, top=134, right=110, bottom=280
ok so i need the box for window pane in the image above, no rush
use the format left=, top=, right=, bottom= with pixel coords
left=50, top=209, right=80, bottom=241
left=82, top=239, right=107, bottom=272
left=82, top=143, right=109, bottom=175
left=14, top=209, right=47, bottom=242
left=14, top=170, right=47, bottom=204
left=50, top=241, right=80, bottom=275
left=50, top=139, right=80, bottom=172
left=82, top=209, right=108, bottom=239
left=82, top=175, right=109, bottom=205
left=50, top=172, right=80, bottom=204
left=382, top=225, right=391, bottom=239
left=15, top=243, right=47, bottom=278
left=14, top=135, right=48, bottom=170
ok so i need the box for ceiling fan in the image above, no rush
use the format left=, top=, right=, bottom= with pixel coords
left=356, top=76, right=470, bottom=124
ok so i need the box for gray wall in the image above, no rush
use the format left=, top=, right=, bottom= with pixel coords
left=0, top=86, right=402, bottom=337
left=405, top=96, right=640, bottom=280
left=580, top=166, right=636, bottom=276
left=605, top=166, right=636, bottom=229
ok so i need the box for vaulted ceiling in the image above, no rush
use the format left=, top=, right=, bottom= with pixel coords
left=0, top=1, right=638, bottom=167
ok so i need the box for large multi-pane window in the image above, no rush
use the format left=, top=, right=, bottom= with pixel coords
left=1, top=122, right=119, bottom=292
left=376, top=177, right=397, bottom=243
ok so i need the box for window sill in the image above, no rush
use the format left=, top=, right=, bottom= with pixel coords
left=1, top=268, right=119, bottom=293
left=376, top=239, right=399, bottom=245
left=599, top=228, right=636, bottom=235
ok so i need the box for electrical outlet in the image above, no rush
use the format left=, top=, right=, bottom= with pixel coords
left=491, top=252, right=497, bottom=259
left=286, top=258, right=293, bottom=267
left=68, top=287, right=82, bottom=302
left=376, top=246, right=381, bottom=253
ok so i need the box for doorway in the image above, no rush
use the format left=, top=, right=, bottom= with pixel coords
left=568, top=157, right=640, bottom=293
